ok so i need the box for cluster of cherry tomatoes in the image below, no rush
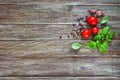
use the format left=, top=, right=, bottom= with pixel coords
left=70, top=9, right=105, bottom=40
left=81, top=16, right=99, bottom=39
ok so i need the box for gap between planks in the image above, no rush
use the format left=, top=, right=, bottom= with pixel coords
left=0, top=75, right=118, bottom=77
left=0, top=3, right=120, bottom=6
left=0, top=77, right=119, bottom=80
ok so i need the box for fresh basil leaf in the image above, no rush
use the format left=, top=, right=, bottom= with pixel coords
left=100, top=16, right=108, bottom=24
left=96, top=41, right=100, bottom=44
left=109, top=32, right=115, bottom=39
left=96, top=41, right=100, bottom=48
left=71, top=42, right=82, bottom=50
left=93, top=35, right=101, bottom=41
left=103, top=41, right=108, bottom=48
left=87, top=41, right=96, bottom=50
left=98, top=30, right=103, bottom=35
left=102, top=26, right=110, bottom=35
left=101, top=38, right=104, bottom=40
left=106, top=39, right=111, bottom=42
left=106, top=34, right=110, bottom=40
left=106, top=32, right=115, bottom=40
left=98, top=44, right=107, bottom=54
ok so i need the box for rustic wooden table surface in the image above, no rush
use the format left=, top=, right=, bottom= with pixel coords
left=0, top=0, right=120, bottom=80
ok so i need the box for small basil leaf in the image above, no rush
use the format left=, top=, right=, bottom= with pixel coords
left=100, top=16, right=108, bottom=24
left=106, top=32, right=115, bottom=40
left=98, top=44, right=107, bottom=54
left=102, top=26, right=110, bottom=35
left=106, top=39, right=111, bottom=42
left=87, top=41, right=96, bottom=50
left=103, top=41, right=108, bottom=48
left=93, top=35, right=101, bottom=41
left=96, top=40, right=100, bottom=44
left=96, top=41, right=100, bottom=48
left=106, top=34, right=110, bottom=40
left=98, top=30, right=104, bottom=35
left=109, top=32, right=116, bottom=39
left=71, top=42, right=82, bottom=50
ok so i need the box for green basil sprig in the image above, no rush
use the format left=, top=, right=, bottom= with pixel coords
left=87, top=25, right=115, bottom=54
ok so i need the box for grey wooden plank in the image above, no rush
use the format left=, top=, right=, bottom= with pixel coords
left=0, top=57, right=113, bottom=76
left=109, top=40, right=120, bottom=56
left=76, top=77, right=120, bottom=80
left=0, top=0, right=120, bottom=4
left=0, top=24, right=119, bottom=40
left=0, top=77, right=119, bottom=80
left=0, top=4, right=120, bottom=24
left=0, top=40, right=119, bottom=57
left=112, top=58, right=120, bottom=77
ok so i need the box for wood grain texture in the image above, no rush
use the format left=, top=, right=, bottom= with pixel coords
left=0, top=24, right=119, bottom=40
left=0, top=40, right=119, bottom=57
left=0, top=0, right=120, bottom=79
left=0, top=0, right=120, bottom=4
left=0, top=77, right=119, bottom=80
left=0, top=4, right=120, bottom=24
left=0, top=57, right=113, bottom=76
left=112, top=58, right=120, bottom=77
left=109, top=40, right=120, bottom=56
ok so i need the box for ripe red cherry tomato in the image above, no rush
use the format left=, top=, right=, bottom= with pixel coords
left=81, top=29, right=91, bottom=39
left=91, top=26, right=99, bottom=35
left=87, top=16, right=98, bottom=26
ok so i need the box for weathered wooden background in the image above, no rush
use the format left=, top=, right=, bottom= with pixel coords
left=0, top=0, right=120, bottom=80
